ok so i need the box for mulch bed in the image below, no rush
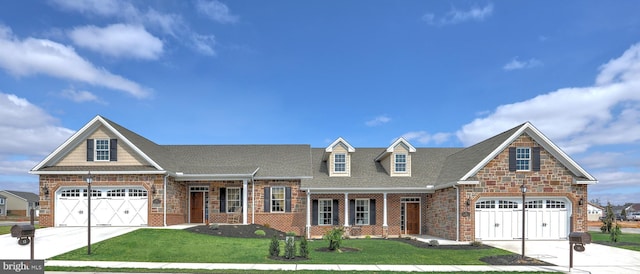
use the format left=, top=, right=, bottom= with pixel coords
left=185, top=225, right=554, bottom=266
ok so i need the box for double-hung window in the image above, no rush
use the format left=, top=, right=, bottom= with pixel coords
left=516, top=147, right=531, bottom=171
left=318, top=199, right=333, bottom=225
left=95, top=139, right=110, bottom=161
left=395, top=154, right=407, bottom=172
left=271, top=187, right=285, bottom=213
left=0, top=198, right=4, bottom=205
left=226, top=187, right=241, bottom=213
left=334, top=153, right=346, bottom=172
left=355, top=199, right=370, bottom=225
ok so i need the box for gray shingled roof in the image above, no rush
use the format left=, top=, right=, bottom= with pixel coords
left=3, top=190, right=39, bottom=203
left=302, top=147, right=463, bottom=189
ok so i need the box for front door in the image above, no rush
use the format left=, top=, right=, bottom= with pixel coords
left=190, top=192, right=204, bottom=223
left=406, top=203, right=420, bottom=234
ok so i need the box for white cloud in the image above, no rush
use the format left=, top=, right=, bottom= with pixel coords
left=190, top=34, right=217, bottom=56
left=456, top=42, right=640, bottom=155
left=60, top=87, right=100, bottom=103
left=0, top=25, right=150, bottom=98
left=196, top=0, right=239, bottom=24
left=401, top=131, right=451, bottom=145
left=0, top=92, right=75, bottom=159
left=365, top=115, right=391, bottom=127
left=422, top=4, right=493, bottom=26
left=69, top=24, right=163, bottom=60
left=503, top=57, right=543, bottom=71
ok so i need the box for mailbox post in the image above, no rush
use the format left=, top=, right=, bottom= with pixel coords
left=10, top=208, right=36, bottom=260
left=568, top=232, right=591, bottom=270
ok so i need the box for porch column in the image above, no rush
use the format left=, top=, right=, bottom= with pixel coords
left=383, top=193, right=388, bottom=227
left=344, top=193, right=349, bottom=227
left=242, top=179, right=248, bottom=224
left=306, top=191, right=311, bottom=239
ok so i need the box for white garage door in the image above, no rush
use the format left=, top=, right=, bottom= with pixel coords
left=55, top=187, right=148, bottom=227
left=475, top=198, right=569, bottom=240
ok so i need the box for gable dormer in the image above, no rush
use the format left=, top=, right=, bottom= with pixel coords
left=375, top=137, right=416, bottom=177
left=324, top=137, right=355, bottom=177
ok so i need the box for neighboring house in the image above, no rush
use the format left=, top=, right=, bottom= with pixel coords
left=0, top=190, right=40, bottom=217
left=0, top=194, right=6, bottom=216
left=30, top=115, right=597, bottom=241
left=625, top=203, right=640, bottom=213
left=587, top=202, right=604, bottom=221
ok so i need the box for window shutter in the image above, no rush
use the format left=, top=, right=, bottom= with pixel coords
left=86, top=139, right=94, bottom=161
left=349, top=199, right=355, bottom=225
left=332, top=199, right=339, bottom=225
left=110, top=139, right=117, bottom=161
left=285, top=187, right=292, bottom=212
left=532, top=147, right=541, bottom=171
left=264, top=187, right=270, bottom=213
left=312, top=200, right=318, bottom=225
left=508, top=147, right=516, bottom=171
left=370, top=199, right=376, bottom=225
left=220, top=188, right=226, bottom=213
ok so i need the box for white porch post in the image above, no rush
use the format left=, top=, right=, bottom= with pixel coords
left=306, top=191, right=311, bottom=239
left=383, top=192, right=388, bottom=227
left=344, top=193, right=349, bottom=227
left=242, top=179, right=248, bottom=224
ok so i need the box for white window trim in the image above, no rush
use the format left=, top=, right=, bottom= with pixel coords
left=394, top=153, right=407, bottom=173
left=318, top=199, right=333, bottom=226
left=516, top=147, right=531, bottom=171
left=0, top=198, right=4, bottom=205
left=271, top=186, right=285, bottom=213
left=355, top=199, right=370, bottom=225
left=95, top=139, right=110, bottom=161
left=226, top=187, right=241, bottom=213
left=334, top=153, right=346, bottom=173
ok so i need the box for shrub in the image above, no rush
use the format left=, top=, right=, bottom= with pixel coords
left=299, top=237, right=309, bottom=258
left=263, top=223, right=271, bottom=228
left=428, top=239, right=439, bottom=246
left=210, top=223, right=219, bottom=230
left=269, top=235, right=280, bottom=257
left=600, top=202, right=615, bottom=233
left=470, top=240, right=483, bottom=247
left=286, top=231, right=297, bottom=236
left=254, top=230, right=266, bottom=237
left=323, top=227, right=344, bottom=251
left=365, top=235, right=371, bottom=239
left=284, top=236, right=296, bottom=259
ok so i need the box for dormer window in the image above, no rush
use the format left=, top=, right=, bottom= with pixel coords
left=334, top=153, right=346, bottom=172
left=395, top=154, right=407, bottom=172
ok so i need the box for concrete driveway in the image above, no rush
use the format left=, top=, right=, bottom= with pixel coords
left=0, top=226, right=139, bottom=260
left=485, top=240, right=640, bottom=274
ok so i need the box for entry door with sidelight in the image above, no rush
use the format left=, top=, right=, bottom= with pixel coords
left=189, top=186, right=209, bottom=223
left=401, top=198, right=421, bottom=234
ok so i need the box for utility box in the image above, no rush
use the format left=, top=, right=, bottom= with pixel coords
left=568, top=232, right=591, bottom=245
left=10, top=224, right=35, bottom=238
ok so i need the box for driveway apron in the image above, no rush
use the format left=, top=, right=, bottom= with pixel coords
left=0, top=227, right=138, bottom=260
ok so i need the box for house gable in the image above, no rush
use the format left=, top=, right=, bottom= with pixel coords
left=375, top=137, right=416, bottom=177
left=31, top=115, right=164, bottom=174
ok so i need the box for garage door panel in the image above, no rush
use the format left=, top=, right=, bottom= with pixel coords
left=55, top=187, right=148, bottom=227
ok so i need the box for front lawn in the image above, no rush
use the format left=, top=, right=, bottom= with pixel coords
left=589, top=231, right=640, bottom=251
left=53, top=229, right=512, bottom=265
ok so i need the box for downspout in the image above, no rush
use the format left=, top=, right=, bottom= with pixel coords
left=163, top=173, right=169, bottom=227
left=453, top=185, right=460, bottom=242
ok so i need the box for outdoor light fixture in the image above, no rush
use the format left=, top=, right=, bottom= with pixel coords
left=151, top=185, right=157, bottom=194
left=520, top=183, right=527, bottom=260
left=579, top=197, right=584, bottom=206
left=86, top=171, right=93, bottom=255
left=466, top=198, right=470, bottom=207
left=42, top=186, right=49, bottom=196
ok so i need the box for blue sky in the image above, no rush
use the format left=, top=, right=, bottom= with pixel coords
left=1, top=0, right=639, bottom=205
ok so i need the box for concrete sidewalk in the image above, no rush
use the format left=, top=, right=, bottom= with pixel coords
left=45, top=260, right=570, bottom=272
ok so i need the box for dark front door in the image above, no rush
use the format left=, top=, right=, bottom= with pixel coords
left=406, top=203, right=420, bottom=234
left=190, top=192, right=203, bottom=223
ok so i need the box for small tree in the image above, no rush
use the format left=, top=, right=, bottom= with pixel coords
left=323, top=227, right=344, bottom=251
left=621, top=208, right=627, bottom=220
left=284, top=236, right=296, bottom=259
left=269, top=235, right=280, bottom=257
left=600, top=202, right=615, bottom=233
left=299, top=237, right=309, bottom=258
left=610, top=223, right=622, bottom=242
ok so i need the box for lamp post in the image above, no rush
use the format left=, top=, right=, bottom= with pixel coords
left=520, top=183, right=527, bottom=260
left=86, top=171, right=93, bottom=255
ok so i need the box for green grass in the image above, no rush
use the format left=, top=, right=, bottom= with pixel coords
left=589, top=231, right=640, bottom=251
left=53, top=229, right=512, bottom=265
left=46, top=266, right=556, bottom=274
